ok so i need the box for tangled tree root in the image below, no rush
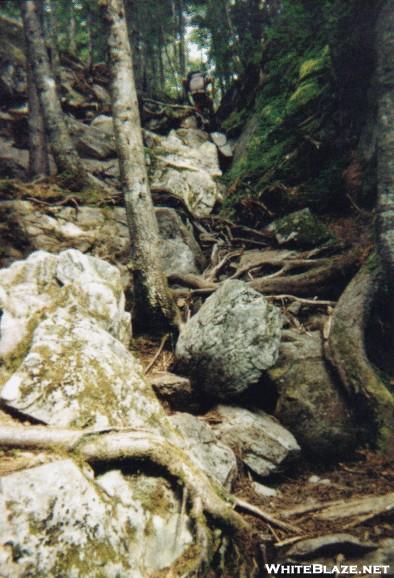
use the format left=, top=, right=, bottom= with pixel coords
left=325, top=259, right=394, bottom=451
left=0, top=425, right=261, bottom=574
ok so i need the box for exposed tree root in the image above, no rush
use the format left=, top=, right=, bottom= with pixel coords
left=0, top=425, right=265, bottom=571
left=249, top=250, right=359, bottom=297
left=325, top=259, right=394, bottom=451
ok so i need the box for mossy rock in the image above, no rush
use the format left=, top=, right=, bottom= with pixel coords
left=268, top=208, right=335, bottom=248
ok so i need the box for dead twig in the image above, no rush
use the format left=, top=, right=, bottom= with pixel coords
left=234, top=498, right=301, bottom=534
left=143, top=333, right=169, bottom=375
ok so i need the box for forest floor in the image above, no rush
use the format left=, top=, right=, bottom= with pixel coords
left=136, top=336, right=394, bottom=560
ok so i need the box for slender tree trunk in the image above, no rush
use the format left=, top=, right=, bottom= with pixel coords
left=26, top=59, right=50, bottom=177
left=87, top=6, right=94, bottom=68
left=23, top=11, right=49, bottom=177
left=19, top=0, right=92, bottom=190
left=42, top=0, right=61, bottom=80
left=177, top=0, right=186, bottom=79
left=68, top=0, right=77, bottom=56
left=376, top=0, right=394, bottom=294
left=102, top=0, right=179, bottom=331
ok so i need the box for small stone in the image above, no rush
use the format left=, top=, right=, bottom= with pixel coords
left=170, top=412, right=238, bottom=489
left=210, top=405, right=300, bottom=477
left=252, top=482, right=278, bottom=498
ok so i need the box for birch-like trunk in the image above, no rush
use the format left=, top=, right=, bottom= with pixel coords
left=102, top=0, right=179, bottom=331
left=19, top=0, right=89, bottom=190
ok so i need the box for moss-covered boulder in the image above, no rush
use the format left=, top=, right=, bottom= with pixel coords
left=267, top=330, right=358, bottom=458
left=268, top=208, right=335, bottom=248
left=0, top=459, right=194, bottom=577
left=0, top=249, right=169, bottom=432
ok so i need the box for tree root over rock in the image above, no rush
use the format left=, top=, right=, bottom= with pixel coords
left=0, top=425, right=262, bottom=574
left=325, top=259, right=394, bottom=452
left=249, top=250, right=359, bottom=297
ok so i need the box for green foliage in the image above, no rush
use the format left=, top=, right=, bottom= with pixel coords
left=224, top=0, right=375, bottom=216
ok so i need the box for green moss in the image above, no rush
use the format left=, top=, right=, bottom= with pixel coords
left=287, top=79, right=324, bottom=114
left=299, top=45, right=330, bottom=80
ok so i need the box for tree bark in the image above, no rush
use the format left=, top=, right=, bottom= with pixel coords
left=42, top=0, right=61, bottom=81
left=177, top=0, right=186, bottom=79
left=102, top=0, right=179, bottom=332
left=24, top=25, right=50, bottom=177
left=67, top=0, right=77, bottom=56
left=19, top=0, right=99, bottom=192
left=376, top=0, right=394, bottom=293
left=326, top=261, right=394, bottom=452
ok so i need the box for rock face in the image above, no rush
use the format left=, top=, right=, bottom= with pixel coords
left=0, top=249, right=169, bottom=432
left=0, top=201, right=204, bottom=281
left=175, top=279, right=282, bottom=398
left=267, top=330, right=357, bottom=458
left=148, top=128, right=222, bottom=216
left=170, top=412, right=238, bottom=489
left=156, top=207, right=206, bottom=275
left=210, top=405, right=300, bottom=477
left=0, top=459, right=193, bottom=577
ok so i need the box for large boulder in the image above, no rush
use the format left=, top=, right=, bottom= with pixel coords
left=267, top=330, right=358, bottom=458
left=175, top=279, right=282, bottom=399
left=209, top=405, right=300, bottom=477
left=0, top=249, right=169, bottom=432
left=148, top=128, right=222, bottom=216
left=0, top=459, right=193, bottom=577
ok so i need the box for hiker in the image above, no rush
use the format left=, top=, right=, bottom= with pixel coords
left=183, top=70, right=215, bottom=128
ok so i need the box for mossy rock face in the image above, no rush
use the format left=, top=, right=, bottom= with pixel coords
left=0, top=249, right=173, bottom=436
left=0, top=459, right=195, bottom=577
left=268, top=208, right=335, bottom=248
left=267, top=330, right=358, bottom=459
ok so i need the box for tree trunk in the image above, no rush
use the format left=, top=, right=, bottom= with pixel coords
left=24, top=23, right=49, bottom=177
left=42, top=0, right=61, bottom=80
left=376, top=0, right=394, bottom=293
left=68, top=0, right=77, bottom=56
left=19, top=0, right=94, bottom=191
left=102, top=0, right=179, bottom=332
left=177, top=0, right=186, bottom=79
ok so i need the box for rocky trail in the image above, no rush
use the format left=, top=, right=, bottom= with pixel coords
left=0, top=14, right=393, bottom=577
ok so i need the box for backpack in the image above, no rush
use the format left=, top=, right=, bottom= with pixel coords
left=189, top=72, right=206, bottom=94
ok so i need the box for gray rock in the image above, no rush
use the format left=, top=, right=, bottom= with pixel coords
left=0, top=459, right=193, bottom=577
left=211, top=405, right=300, bottom=477
left=252, top=482, right=278, bottom=498
left=148, top=128, right=222, bottom=216
left=170, top=412, right=238, bottom=489
left=267, top=330, right=357, bottom=458
left=284, top=533, right=377, bottom=560
left=68, top=117, right=116, bottom=160
left=175, top=279, right=282, bottom=398
left=156, top=207, right=206, bottom=275
left=0, top=250, right=172, bottom=434
left=267, top=208, right=335, bottom=248
left=150, top=371, right=199, bottom=411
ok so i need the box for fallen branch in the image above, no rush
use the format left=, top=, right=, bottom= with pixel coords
left=266, top=295, right=336, bottom=307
